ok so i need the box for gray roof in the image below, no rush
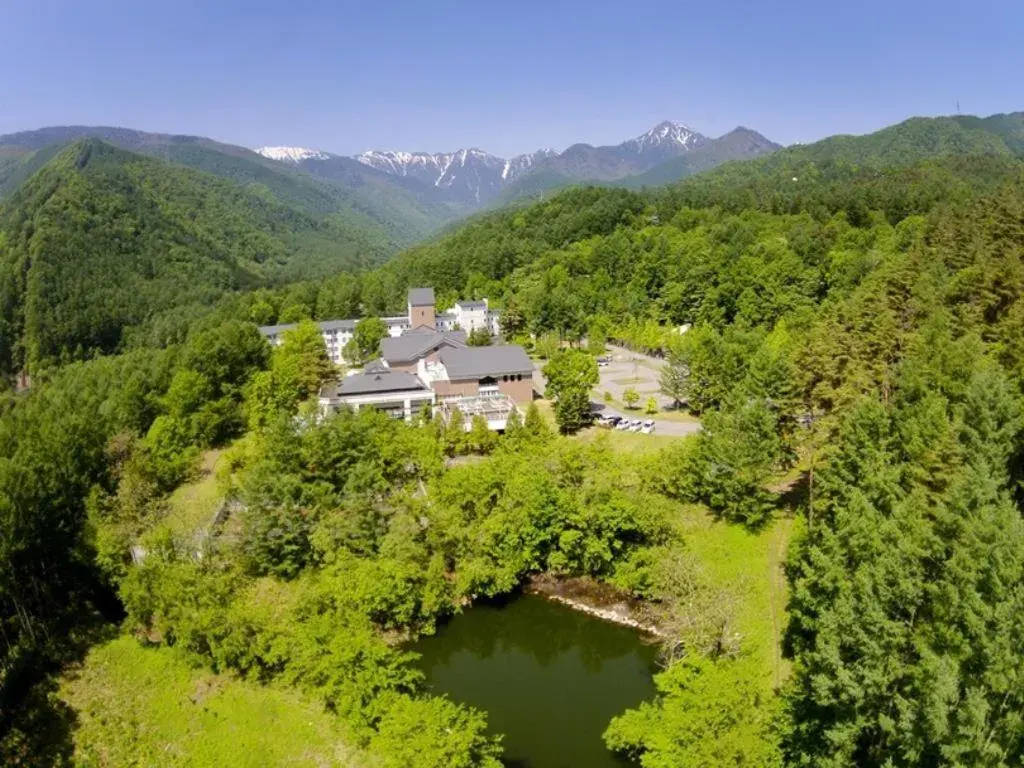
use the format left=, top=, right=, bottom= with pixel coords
left=457, top=300, right=487, bottom=311
left=322, top=369, right=430, bottom=397
left=438, top=345, right=533, bottom=380
left=363, top=359, right=389, bottom=373
left=381, top=330, right=466, bottom=364
left=408, top=287, right=435, bottom=307
left=258, top=322, right=297, bottom=336
left=320, top=319, right=357, bottom=332
left=258, top=318, right=355, bottom=337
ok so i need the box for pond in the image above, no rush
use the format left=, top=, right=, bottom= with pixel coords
left=412, top=593, right=659, bottom=768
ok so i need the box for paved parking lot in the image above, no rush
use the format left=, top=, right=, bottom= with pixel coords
left=531, top=345, right=701, bottom=438
left=596, top=346, right=670, bottom=408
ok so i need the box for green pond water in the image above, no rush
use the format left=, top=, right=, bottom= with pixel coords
left=412, top=594, right=659, bottom=768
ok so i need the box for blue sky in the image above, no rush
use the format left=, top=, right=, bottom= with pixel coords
left=1, top=0, right=1021, bottom=157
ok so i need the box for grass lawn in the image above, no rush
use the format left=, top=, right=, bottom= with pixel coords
left=645, top=408, right=701, bottom=425
left=577, top=426, right=679, bottom=456
left=674, top=504, right=794, bottom=690
left=531, top=398, right=559, bottom=429
left=59, top=635, right=361, bottom=767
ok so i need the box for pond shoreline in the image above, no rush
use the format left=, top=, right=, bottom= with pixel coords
left=524, top=574, right=664, bottom=638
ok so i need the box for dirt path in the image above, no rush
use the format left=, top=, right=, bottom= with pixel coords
left=766, top=516, right=794, bottom=688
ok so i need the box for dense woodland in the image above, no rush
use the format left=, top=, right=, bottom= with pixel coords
left=2, top=113, right=1024, bottom=766
left=0, top=140, right=395, bottom=377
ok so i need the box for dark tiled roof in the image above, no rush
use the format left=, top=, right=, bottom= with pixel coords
left=381, top=330, right=466, bottom=363
left=363, top=360, right=389, bottom=373
left=322, top=370, right=430, bottom=397
left=408, top=287, right=435, bottom=307
left=457, top=300, right=487, bottom=310
left=438, top=345, right=533, bottom=380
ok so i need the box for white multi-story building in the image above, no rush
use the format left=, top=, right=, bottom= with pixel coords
left=435, top=300, right=502, bottom=335
left=259, top=288, right=502, bottom=365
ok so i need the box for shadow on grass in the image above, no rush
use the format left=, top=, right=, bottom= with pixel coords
left=0, top=620, right=120, bottom=766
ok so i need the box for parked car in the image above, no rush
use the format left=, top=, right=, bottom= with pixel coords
left=641, top=419, right=655, bottom=434
left=604, top=415, right=622, bottom=428
left=615, top=418, right=631, bottom=431
left=629, top=419, right=643, bottom=433
left=596, top=356, right=610, bottom=367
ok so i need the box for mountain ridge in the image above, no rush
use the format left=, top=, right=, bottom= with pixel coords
left=256, top=120, right=777, bottom=208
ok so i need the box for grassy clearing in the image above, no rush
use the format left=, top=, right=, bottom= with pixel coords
left=163, top=449, right=225, bottom=541
left=59, top=635, right=360, bottom=768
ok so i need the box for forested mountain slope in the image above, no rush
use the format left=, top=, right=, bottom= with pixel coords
left=0, top=139, right=385, bottom=375
left=490, top=112, right=1023, bottom=205
left=346, top=153, right=1021, bottom=316
left=0, top=126, right=461, bottom=248
left=655, top=112, right=1024, bottom=209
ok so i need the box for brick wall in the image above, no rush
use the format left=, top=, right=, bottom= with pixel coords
left=432, top=379, right=480, bottom=399
left=410, top=305, right=435, bottom=329
left=499, top=377, right=534, bottom=405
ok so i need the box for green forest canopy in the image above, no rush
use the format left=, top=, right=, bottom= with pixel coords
left=2, top=110, right=1024, bottom=766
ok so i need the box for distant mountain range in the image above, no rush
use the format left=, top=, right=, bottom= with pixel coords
left=0, top=110, right=1021, bottom=375
left=0, top=126, right=465, bottom=251
left=256, top=121, right=780, bottom=207
left=1, top=112, right=1021, bottom=277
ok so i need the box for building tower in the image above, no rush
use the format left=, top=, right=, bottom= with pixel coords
left=407, top=287, right=436, bottom=330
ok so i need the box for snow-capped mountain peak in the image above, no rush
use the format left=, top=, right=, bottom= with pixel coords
left=339, top=119, right=772, bottom=207
left=502, top=149, right=557, bottom=180
left=255, top=146, right=331, bottom=163
left=356, top=146, right=507, bottom=198
left=627, top=120, right=706, bottom=151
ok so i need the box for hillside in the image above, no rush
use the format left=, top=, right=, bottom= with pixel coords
left=0, top=126, right=460, bottom=248
left=0, top=139, right=384, bottom=374
left=659, top=112, right=1024, bottom=212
